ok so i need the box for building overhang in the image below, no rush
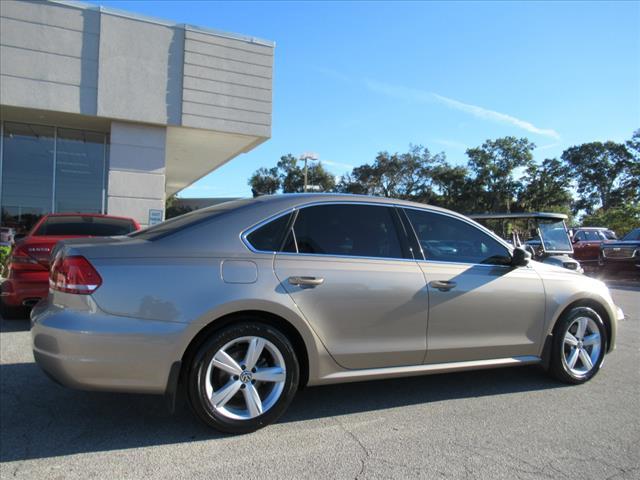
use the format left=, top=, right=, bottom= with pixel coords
left=165, top=126, right=266, bottom=197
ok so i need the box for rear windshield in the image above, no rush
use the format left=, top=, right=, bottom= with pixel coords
left=622, top=228, right=640, bottom=241
left=129, top=198, right=256, bottom=240
left=35, top=216, right=136, bottom=236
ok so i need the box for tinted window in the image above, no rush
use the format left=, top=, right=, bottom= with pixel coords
left=582, top=231, right=600, bottom=241
left=35, top=216, right=136, bottom=236
left=284, top=204, right=406, bottom=259
left=246, top=213, right=292, bottom=251
left=405, top=209, right=510, bottom=265
left=575, top=231, right=586, bottom=241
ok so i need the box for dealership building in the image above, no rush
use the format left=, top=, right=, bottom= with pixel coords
left=0, top=0, right=273, bottom=229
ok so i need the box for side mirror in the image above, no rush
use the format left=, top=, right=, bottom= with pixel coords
left=511, top=247, right=531, bottom=267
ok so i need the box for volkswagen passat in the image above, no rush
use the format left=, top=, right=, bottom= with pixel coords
left=31, top=194, right=623, bottom=433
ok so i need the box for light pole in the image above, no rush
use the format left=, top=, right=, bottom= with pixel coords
left=299, top=152, right=318, bottom=192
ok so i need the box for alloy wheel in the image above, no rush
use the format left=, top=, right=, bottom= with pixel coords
left=204, top=336, right=286, bottom=420
left=561, top=316, right=602, bottom=377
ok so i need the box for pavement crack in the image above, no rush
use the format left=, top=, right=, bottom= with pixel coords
left=334, top=419, right=371, bottom=480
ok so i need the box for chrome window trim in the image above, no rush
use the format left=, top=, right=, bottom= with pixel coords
left=241, top=200, right=412, bottom=262
left=274, top=249, right=420, bottom=264
left=241, top=200, right=515, bottom=267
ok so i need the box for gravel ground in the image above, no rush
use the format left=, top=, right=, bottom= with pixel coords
left=0, top=285, right=638, bottom=479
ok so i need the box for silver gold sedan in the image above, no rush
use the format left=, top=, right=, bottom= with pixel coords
left=31, top=194, right=623, bottom=433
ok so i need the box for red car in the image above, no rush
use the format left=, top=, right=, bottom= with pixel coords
left=1, top=214, right=140, bottom=318
left=571, top=227, right=617, bottom=272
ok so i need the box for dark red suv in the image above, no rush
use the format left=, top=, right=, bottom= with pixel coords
left=1, top=214, right=140, bottom=318
left=571, top=227, right=617, bottom=272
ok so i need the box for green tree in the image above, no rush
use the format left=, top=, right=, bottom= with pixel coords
left=249, top=154, right=336, bottom=195
left=580, top=203, right=640, bottom=237
left=465, top=137, right=536, bottom=213
left=165, top=194, right=192, bottom=219
left=623, top=129, right=640, bottom=201
left=429, top=163, right=476, bottom=212
left=248, top=167, right=281, bottom=197
left=561, top=140, right=636, bottom=213
left=337, top=145, right=445, bottom=202
left=517, top=158, right=572, bottom=213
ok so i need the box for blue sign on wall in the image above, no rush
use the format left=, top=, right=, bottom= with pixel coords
left=148, top=209, right=163, bottom=226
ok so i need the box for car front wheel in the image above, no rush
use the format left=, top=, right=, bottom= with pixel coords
left=187, top=321, right=299, bottom=434
left=549, top=306, right=607, bottom=384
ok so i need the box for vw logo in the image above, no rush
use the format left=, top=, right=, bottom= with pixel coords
left=239, top=371, right=252, bottom=383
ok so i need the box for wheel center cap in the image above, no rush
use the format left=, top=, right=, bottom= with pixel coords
left=577, top=341, right=584, bottom=348
left=239, top=371, right=252, bottom=383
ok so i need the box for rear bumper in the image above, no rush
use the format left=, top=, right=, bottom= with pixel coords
left=1, top=271, right=49, bottom=307
left=31, top=302, right=189, bottom=394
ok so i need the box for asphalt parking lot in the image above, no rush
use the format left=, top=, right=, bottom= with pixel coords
left=1, top=283, right=638, bottom=479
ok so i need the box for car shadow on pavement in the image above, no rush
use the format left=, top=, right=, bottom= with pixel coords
left=0, top=318, right=30, bottom=333
left=0, top=361, right=567, bottom=463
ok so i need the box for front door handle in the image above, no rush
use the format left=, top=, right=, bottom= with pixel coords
left=429, top=280, right=457, bottom=292
left=288, top=276, right=325, bottom=287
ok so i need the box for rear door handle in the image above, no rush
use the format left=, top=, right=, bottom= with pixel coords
left=429, top=280, right=457, bottom=292
left=288, top=276, right=325, bottom=287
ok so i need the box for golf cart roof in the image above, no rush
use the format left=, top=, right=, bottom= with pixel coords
left=469, top=212, right=568, bottom=221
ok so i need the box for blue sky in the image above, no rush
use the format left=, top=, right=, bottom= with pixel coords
left=93, top=1, right=640, bottom=198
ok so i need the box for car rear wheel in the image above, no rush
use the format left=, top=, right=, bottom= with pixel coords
left=187, top=321, right=299, bottom=434
left=549, top=306, right=606, bottom=384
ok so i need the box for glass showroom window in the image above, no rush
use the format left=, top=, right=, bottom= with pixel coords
left=0, top=122, right=55, bottom=232
left=0, top=121, right=108, bottom=233
left=55, top=128, right=106, bottom=214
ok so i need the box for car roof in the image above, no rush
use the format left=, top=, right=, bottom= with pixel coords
left=468, top=212, right=568, bottom=220
left=201, top=193, right=463, bottom=216
left=42, top=213, right=136, bottom=221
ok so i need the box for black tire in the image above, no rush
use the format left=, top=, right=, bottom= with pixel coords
left=549, top=306, right=607, bottom=384
left=186, top=320, right=299, bottom=434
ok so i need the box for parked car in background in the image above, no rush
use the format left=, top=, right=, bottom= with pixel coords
left=31, top=195, right=622, bottom=434
left=571, top=227, right=617, bottom=272
left=572, top=227, right=617, bottom=241
left=1, top=214, right=140, bottom=318
left=599, top=227, right=640, bottom=277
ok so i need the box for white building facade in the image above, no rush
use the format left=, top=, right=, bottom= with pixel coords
left=0, top=0, right=273, bottom=228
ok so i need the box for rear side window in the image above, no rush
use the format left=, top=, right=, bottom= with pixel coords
left=581, top=231, right=600, bottom=241
left=283, top=204, right=406, bottom=259
left=405, top=209, right=511, bottom=265
left=246, top=213, right=292, bottom=252
left=34, top=216, right=136, bottom=236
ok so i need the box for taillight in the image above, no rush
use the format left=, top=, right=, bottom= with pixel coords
left=9, top=244, right=43, bottom=271
left=50, top=255, right=102, bottom=294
